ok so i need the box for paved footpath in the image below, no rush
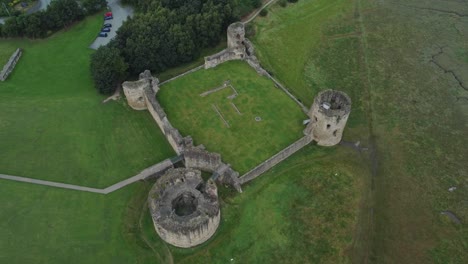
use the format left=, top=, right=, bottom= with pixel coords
left=0, top=158, right=174, bottom=194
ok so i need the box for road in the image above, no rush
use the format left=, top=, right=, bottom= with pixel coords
left=0, top=0, right=51, bottom=24
left=89, top=0, right=134, bottom=49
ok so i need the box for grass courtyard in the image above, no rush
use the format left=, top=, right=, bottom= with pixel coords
left=0, top=15, right=174, bottom=188
left=158, top=60, right=307, bottom=173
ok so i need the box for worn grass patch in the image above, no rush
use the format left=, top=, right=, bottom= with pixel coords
left=0, top=14, right=174, bottom=187
left=159, top=60, right=307, bottom=173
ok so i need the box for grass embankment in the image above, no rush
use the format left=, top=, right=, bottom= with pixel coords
left=159, top=61, right=306, bottom=173
left=0, top=15, right=174, bottom=188
left=252, top=0, right=468, bottom=262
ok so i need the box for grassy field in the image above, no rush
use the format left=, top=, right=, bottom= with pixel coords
left=0, top=43, right=17, bottom=66
left=0, top=181, right=146, bottom=263
left=159, top=61, right=306, bottom=173
left=251, top=0, right=468, bottom=263
left=252, top=0, right=355, bottom=106
left=0, top=15, right=174, bottom=187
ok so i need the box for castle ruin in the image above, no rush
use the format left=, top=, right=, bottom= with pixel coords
left=122, top=23, right=352, bottom=249
left=148, top=168, right=220, bottom=248
left=204, top=22, right=266, bottom=75
left=304, top=89, right=352, bottom=146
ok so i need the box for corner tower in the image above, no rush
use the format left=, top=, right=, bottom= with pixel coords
left=304, top=90, right=351, bottom=146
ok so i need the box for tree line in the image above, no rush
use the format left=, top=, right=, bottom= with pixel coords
left=0, top=0, right=106, bottom=38
left=91, top=0, right=244, bottom=94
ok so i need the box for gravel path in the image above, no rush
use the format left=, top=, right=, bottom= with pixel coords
left=243, top=0, right=278, bottom=24
left=89, top=0, right=134, bottom=49
left=0, top=158, right=175, bottom=194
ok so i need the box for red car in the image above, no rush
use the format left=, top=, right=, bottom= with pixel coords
left=105, top=12, right=113, bottom=17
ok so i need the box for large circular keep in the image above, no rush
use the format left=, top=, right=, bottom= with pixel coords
left=148, top=168, right=220, bottom=248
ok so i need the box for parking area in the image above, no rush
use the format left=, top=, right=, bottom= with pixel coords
left=89, top=0, right=134, bottom=50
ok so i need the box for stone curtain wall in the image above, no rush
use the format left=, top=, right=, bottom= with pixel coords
left=144, top=88, right=186, bottom=154
left=0, top=48, right=22, bottom=81
left=239, top=136, right=313, bottom=184
left=184, top=147, right=222, bottom=172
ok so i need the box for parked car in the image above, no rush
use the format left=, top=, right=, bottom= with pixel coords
left=101, top=27, right=111, bottom=33
left=103, top=23, right=112, bottom=28
left=105, top=12, right=113, bottom=17
left=104, top=16, right=113, bottom=20
left=98, top=32, right=108, bottom=37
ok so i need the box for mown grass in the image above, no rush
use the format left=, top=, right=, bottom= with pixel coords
left=0, top=14, right=174, bottom=187
left=159, top=60, right=306, bottom=173
left=0, top=181, right=146, bottom=264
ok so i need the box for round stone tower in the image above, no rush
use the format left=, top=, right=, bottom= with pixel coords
left=148, top=168, right=221, bottom=248
left=304, top=89, right=352, bottom=146
left=227, top=22, right=245, bottom=50
left=122, top=78, right=149, bottom=110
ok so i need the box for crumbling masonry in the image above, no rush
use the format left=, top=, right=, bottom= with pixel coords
left=304, top=90, right=352, bottom=146
left=122, top=22, right=352, bottom=248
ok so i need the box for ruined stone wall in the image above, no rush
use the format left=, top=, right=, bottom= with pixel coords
left=122, top=79, right=149, bottom=110
left=239, top=136, right=313, bottom=184
left=148, top=168, right=221, bottom=248
left=184, top=147, right=222, bottom=172
left=0, top=48, right=22, bottom=81
left=204, top=49, right=245, bottom=69
left=184, top=147, right=242, bottom=192
left=204, top=22, right=247, bottom=69
left=144, top=88, right=186, bottom=154
left=227, top=22, right=245, bottom=49
left=153, top=211, right=221, bottom=248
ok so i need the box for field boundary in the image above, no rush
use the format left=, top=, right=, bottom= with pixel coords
left=0, top=48, right=22, bottom=81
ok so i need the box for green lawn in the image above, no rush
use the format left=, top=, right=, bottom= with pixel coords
left=159, top=61, right=306, bottom=173
left=0, top=181, right=146, bottom=263
left=0, top=15, right=174, bottom=188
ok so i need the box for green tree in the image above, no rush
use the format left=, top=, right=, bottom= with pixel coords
left=90, top=47, right=128, bottom=95
left=82, top=0, right=107, bottom=15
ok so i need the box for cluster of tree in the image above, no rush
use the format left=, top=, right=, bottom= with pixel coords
left=110, top=0, right=238, bottom=75
left=90, top=46, right=128, bottom=94
left=91, top=0, right=260, bottom=94
left=0, top=0, right=106, bottom=38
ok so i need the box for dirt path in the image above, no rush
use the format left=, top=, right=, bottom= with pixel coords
left=243, top=0, right=278, bottom=24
